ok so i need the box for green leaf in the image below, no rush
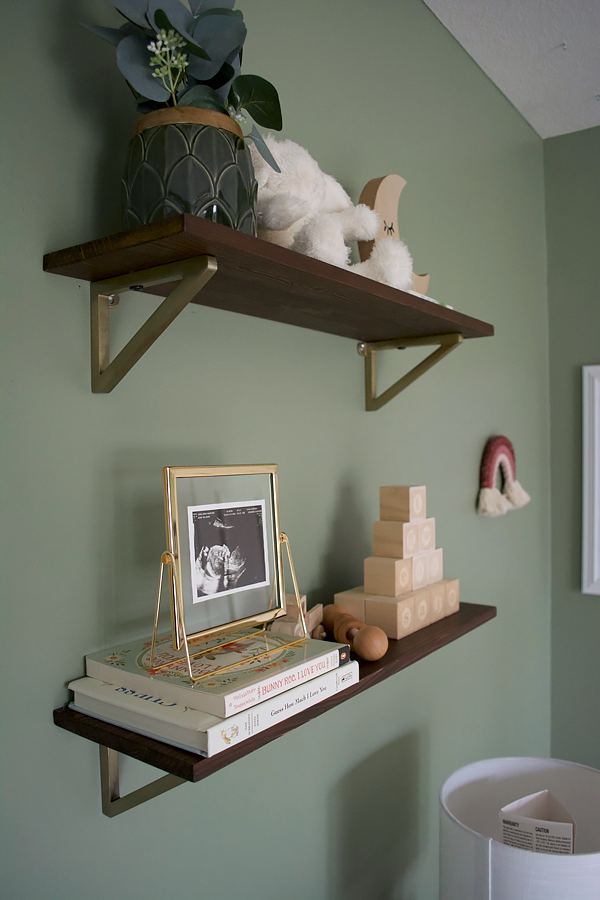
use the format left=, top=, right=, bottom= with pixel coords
left=152, top=8, right=212, bottom=59
left=230, top=75, right=282, bottom=130
left=81, top=23, right=128, bottom=46
left=149, top=0, right=192, bottom=34
left=202, top=60, right=235, bottom=91
left=177, top=84, right=227, bottom=112
left=189, top=0, right=237, bottom=13
left=188, top=12, right=246, bottom=81
left=195, top=7, right=243, bottom=21
left=113, top=0, right=152, bottom=30
left=247, top=125, right=281, bottom=172
left=116, top=33, right=170, bottom=102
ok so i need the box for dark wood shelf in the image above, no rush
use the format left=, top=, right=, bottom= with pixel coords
left=54, top=602, right=496, bottom=783
left=44, top=216, right=493, bottom=344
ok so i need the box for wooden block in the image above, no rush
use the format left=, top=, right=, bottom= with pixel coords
left=417, top=518, right=436, bottom=554
left=414, top=587, right=432, bottom=628
left=427, top=548, right=443, bottom=584
left=430, top=581, right=446, bottom=622
left=364, top=556, right=412, bottom=597
left=333, top=586, right=367, bottom=621
left=280, top=593, right=307, bottom=618
left=380, top=485, right=426, bottom=522
left=271, top=603, right=323, bottom=636
left=442, top=578, right=460, bottom=616
left=411, top=553, right=429, bottom=591
left=270, top=619, right=305, bottom=636
left=305, top=604, right=323, bottom=632
left=372, top=520, right=418, bottom=559
left=365, top=594, right=415, bottom=640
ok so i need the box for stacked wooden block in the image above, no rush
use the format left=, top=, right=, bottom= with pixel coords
left=334, top=485, right=459, bottom=640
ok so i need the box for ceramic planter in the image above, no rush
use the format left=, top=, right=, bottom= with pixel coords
left=121, top=107, right=257, bottom=234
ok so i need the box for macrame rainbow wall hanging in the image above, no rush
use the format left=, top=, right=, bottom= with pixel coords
left=477, top=435, right=531, bottom=517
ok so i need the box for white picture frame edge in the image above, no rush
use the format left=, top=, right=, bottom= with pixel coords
left=582, top=365, right=600, bottom=594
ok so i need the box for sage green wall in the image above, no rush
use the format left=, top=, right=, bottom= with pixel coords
left=546, top=126, right=600, bottom=768
left=1, top=1, right=550, bottom=898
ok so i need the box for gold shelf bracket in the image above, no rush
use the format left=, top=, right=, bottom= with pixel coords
left=99, top=745, right=186, bottom=817
left=357, top=332, right=463, bottom=411
left=90, top=255, right=218, bottom=393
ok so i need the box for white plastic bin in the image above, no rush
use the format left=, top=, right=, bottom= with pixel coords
left=440, top=757, right=600, bottom=900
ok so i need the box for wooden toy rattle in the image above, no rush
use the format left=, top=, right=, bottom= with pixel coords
left=322, top=604, right=388, bottom=661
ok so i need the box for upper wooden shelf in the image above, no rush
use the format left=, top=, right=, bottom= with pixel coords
left=44, top=215, right=493, bottom=344
left=54, top=602, right=496, bottom=786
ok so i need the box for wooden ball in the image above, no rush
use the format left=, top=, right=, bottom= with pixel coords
left=323, top=604, right=346, bottom=631
left=352, top=625, right=388, bottom=661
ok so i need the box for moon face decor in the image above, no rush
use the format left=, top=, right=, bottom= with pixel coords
left=477, top=435, right=531, bottom=517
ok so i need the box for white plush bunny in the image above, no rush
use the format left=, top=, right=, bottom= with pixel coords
left=250, top=137, right=413, bottom=291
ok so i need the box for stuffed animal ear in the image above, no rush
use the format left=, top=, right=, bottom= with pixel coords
left=259, top=193, right=310, bottom=231
left=249, top=145, right=273, bottom=189
left=320, top=173, right=353, bottom=213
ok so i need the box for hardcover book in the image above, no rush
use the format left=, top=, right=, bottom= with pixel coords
left=69, top=661, right=359, bottom=757
left=85, top=630, right=350, bottom=717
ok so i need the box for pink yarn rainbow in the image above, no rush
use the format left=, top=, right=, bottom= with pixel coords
left=479, top=435, right=517, bottom=490
left=477, top=435, right=531, bottom=516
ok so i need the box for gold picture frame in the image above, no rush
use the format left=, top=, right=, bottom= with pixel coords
left=151, top=464, right=307, bottom=683
left=161, top=464, right=289, bottom=646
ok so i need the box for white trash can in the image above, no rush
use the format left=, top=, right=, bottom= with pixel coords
left=440, top=757, right=600, bottom=899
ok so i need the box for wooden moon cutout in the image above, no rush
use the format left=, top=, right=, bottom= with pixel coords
left=357, top=174, right=429, bottom=293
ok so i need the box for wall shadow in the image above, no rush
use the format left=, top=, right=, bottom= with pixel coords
left=328, top=731, right=422, bottom=900
left=93, top=447, right=222, bottom=643
left=52, top=0, right=138, bottom=237
left=315, top=474, right=370, bottom=605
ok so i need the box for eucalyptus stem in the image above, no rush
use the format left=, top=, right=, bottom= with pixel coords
left=148, top=29, right=189, bottom=106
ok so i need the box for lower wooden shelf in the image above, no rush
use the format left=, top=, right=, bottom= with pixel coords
left=54, top=602, right=496, bottom=784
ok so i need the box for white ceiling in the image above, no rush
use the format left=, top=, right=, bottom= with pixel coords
left=421, top=0, right=600, bottom=139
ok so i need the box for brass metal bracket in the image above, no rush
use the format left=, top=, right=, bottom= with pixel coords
left=357, top=332, right=463, bottom=411
left=90, top=255, right=218, bottom=393
left=99, top=745, right=186, bottom=817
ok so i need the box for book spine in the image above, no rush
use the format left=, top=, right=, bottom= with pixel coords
left=205, top=660, right=360, bottom=755
left=222, top=646, right=346, bottom=716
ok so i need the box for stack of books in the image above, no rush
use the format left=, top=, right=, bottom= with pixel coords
left=69, top=628, right=357, bottom=757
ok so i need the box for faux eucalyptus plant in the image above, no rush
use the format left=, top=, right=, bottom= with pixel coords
left=84, top=0, right=282, bottom=167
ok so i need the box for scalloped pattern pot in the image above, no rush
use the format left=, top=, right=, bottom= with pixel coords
left=121, top=122, right=257, bottom=234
